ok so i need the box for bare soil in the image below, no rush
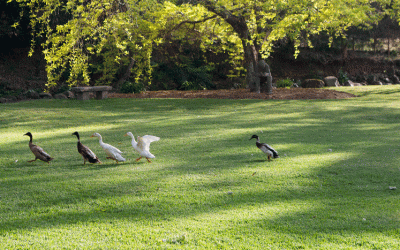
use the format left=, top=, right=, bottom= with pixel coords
left=109, top=88, right=356, bottom=100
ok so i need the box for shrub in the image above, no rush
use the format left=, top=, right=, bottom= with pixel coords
left=152, top=62, right=215, bottom=91
left=120, top=81, right=145, bottom=94
left=276, top=78, right=293, bottom=88
left=338, top=68, right=349, bottom=84
left=179, top=65, right=214, bottom=90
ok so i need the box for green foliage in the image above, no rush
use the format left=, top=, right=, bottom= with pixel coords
left=11, top=0, right=399, bottom=91
left=120, top=81, right=145, bottom=93
left=0, top=83, right=22, bottom=98
left=12, top=0, right=161, bottom=89
left=179, top=64, right=214, bottom=90
left=337, top=68, right=349, bottom=84
left=276, top=78, right=293, bottom=88
left=152, top=62, right=214, bottom=90
left=151, top=40, right=217, bottom=91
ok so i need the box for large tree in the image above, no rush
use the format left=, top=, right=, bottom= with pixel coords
left=11, top=0, right=396, bottom=91
left=12, top=0, right=163, bottom=88
left=177, top=0, right=389, bottom=92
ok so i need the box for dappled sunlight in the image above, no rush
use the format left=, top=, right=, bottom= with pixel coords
left=1, top=88, right=400, bottom=248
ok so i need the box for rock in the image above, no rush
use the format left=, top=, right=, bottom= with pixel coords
left=257, top=60, right=272, bottom=93
left=324, top=76, right=340, bottom=87
left=369, top=81, right=383, bottom=85
left=54, top=93, right=68, bottom=99
left=39, top=92, right=53, bottom=99
left=383, top=77, right=391, bottom=84
left=0, top=96, right=18, bottom=103
left=343, top=80, right=354, bottom=86
left=302, top=79, right=325, bottom=88
left=344, top=80, right=365, bottom=87
left=63, top=90, right=75, bottom=99
left=24, top=90, right=40, bottom=99
left=291, top=82, right=300, bottom=88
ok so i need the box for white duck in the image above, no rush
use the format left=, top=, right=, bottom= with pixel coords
left=124, top=132, right=160, bottom=163
left=91, top=132, right=125, bottom=163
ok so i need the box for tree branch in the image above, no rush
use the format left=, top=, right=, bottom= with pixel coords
left=115, top=57, right=135, bottom=88
left=168, top=14, right=218, bottom=33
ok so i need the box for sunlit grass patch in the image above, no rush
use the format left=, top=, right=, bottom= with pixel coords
left=1, top=86, right=400, bottom=248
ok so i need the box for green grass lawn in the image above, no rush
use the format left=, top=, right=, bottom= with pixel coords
left=1, top=85, right=399, bottom=249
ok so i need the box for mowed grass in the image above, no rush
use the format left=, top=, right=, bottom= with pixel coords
left=0, top=85, right=399, bottom=249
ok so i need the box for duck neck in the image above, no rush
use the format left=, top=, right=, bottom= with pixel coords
left=131, top=136, right=137, bottom=147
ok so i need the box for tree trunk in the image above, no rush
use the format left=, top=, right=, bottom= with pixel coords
left=199, top=0, right=262, bottom=93
left=242, top=41, right=260, bottom=93
left=115, top=57, right=135, bottom=89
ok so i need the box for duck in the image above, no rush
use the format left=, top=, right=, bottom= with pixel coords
left=72, top=131, right=102, bottom=165
left=249, top=134, right=279, bottom=161
left=24, top=132, right=54, bottom=164
left=124, top=132, right=160, bottom=163
left=91, top=132, right=126, bottom=163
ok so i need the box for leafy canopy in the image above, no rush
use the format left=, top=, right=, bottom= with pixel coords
left=10, top=0, right=398, bottom=89
left=11, top=0, right=163, bottom=88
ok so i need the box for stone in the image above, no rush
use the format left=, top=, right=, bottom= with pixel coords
left=63, top=90, right=75, bottom=99
left=291, top=82, right=300, bottom=88
left=54, top=93, right=68, bottom=99
left=71, top=86, right=112, bottom=100
left=383, top=77, right=391, bottom=84
left=302, top=79, right=325, bottom=88
left=369, top=81, right=383, bottom=85
left=344, top=80, right=364, bottom=87
left=24, top=90, right=40, bottom=99
left=39, top=92, right=53, bottom=99
left=324, top=76, right=340, bottom=87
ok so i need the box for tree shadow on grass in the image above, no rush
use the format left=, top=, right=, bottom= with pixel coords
left=1, top=96, right=400, bottom=245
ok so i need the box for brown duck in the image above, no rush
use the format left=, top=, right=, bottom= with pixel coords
left=72, top=131, right=102, bottom=165
left=24, top=132, right=54, bottom=163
